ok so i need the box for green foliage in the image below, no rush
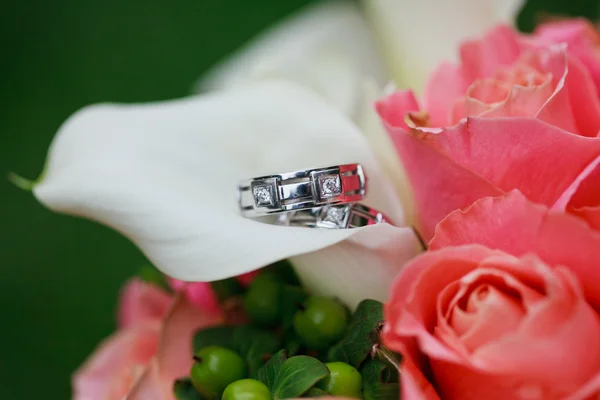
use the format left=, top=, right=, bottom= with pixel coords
left=517, top=0, right=600, bottom=32
left=271, top=356, right=330, bottom=399
left=211, top=278, right=244, bottom=301
left=328, top=299, right=384, bottom=367
left=257, top=351, right=330, bottom=399
left=361, top=359, right=400, bottom=400
left=234, top=326, right=282, bottom=378
left=173, top=378, right=205, bottom=400
left=257, top=349, right=288, bottom=390
left=193, top=325, right=237, bottom=353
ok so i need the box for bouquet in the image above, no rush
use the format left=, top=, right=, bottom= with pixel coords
left=16, top=0, right=600, bottom=399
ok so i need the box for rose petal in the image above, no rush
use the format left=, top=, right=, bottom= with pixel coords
left=377, top=98, right=506, bottom=239
left=72, top=324, right=160, bottom=400
left=33, top=81, right=412, bottom=305
left=432, top=258, right=600, bottom=399
left=570, top=205, right=600, bottom=231
left=118, top=278, right=172, bottom=329
left=460, top=47, right=580, bottom=134
left=377, top=113, right=600, bottom=238
left=459, top=25, right=521, bottom=82
left=401, top=357, right=442, bottom=400
left=155, top=293, right=222, bottom=384
left=425, top=62, right=465, bottom=127
left=196, top=1, right=384, bottom=119
left=563, top=154, right=600, bottom=212
left=533, top=19, right=600, bottom=99
left=431, top=191, right=600, bottom=308
left=383, top=244, right=500, bottom=364
left=128, top=361, right=170, bottom=400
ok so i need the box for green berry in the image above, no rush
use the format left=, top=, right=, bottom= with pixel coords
left=317, top=362, right=362, bottom=398
left=190, top=346, right=247, bottom=398
left=244, top=273, right=282, bottom=325
left=222, top=379, right=271, bottom=400
left=293, top=296, right=348, bottom=350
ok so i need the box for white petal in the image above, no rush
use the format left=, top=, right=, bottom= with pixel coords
left=292, top=223, right=420, bottom=308
left=34, top=80, right=416, bottom=305
left=196, top=1, right=385, bottom=118
left=363, top=0, right=525, bottom=94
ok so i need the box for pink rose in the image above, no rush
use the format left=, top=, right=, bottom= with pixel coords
left=376, top=23, right=600, bottom=240
left=73, top=279, right=221, bottom=400
left=530, top=19, right=600, bottom=96
left=169, top=271, right=258, bottom=314
left=425, top=23, right=600, bottom=135
left=383, top=191, right=600, bottom=399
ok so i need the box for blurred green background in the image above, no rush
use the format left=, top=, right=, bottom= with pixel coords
left=0, top=0, right=597, bottom=398
left=0, top=1, right=316, bottom=398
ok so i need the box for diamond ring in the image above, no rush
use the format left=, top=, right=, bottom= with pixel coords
left=238, top=164, right=366, bottom=217
left=277, top=204, right=389, bottom=229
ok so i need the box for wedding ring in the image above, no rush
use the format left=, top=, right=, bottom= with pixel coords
left=277, top=204, right=389, bottom=229
left=238, top=164, right=366, bottom=217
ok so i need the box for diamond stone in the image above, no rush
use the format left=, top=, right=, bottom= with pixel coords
left=324, top=206, right=347, bottom=226
left=318, top=175, right=341, bottom=198
left=253, top=185, right=273, bottom=206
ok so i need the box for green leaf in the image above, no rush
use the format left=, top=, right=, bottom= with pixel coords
left=363, top=382, right=400, bottom=400
left=272, top=356, right=330, bottom=399
left=210, top=277, right=244, bottom=301
left=234, top=326, right=282, bottom=378
left=517, top=0, right=599, bottom=32
left=361, top=359, right=400, bottom=400
left=173, top=377, right=205, bottom=400
left=283, top=330, right=302, bottom=356
left=360, top=358, right=399, bottom=384
left=265, top=259, right=302, bottom=286
left=257, top=349, right=288, bottom=391
left=192, top=325, right=237, bottom=353
left=303, top=387, right=329, bottom=397
left=328, top=299, right=384, bottom=368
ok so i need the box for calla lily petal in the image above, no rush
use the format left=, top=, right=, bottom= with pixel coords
left=196, top=0, right=385, bottom=118
left=34, top=81, right=415, bottom=306
left=363, top=0, right=524, bottom=94
left=292, top=223, right=420, bottom=307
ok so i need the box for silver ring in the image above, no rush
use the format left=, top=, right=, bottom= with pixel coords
left=239, top=164, right=366, bottom=217
left=277, top=204, right=389, bottom=229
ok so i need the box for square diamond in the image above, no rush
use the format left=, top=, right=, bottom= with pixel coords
left=323, top=206, right=348, bottom=228
left=318, top=175, right=341, bottom=198
left=253, top=185, right=274, bottom=206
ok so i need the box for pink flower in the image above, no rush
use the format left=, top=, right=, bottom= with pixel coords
left=169, top=271, right=258, bottom=314
left=383, top=191, right=600, bottom=399
left=73, top=279, right=222, bottom=400
left=530, top=19, right=600, bottom=96
left=118, top=278, right=173, bottom=328
left=376, top=22, right=600, bottom=240
left=425, top=23, right=600, bottom=136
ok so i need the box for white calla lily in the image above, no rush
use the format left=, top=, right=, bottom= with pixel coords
left=197, top=1, right=385, bottom=119
left=34, top=81, right=420, bottom=307
left=30, top=0, right=524, bottom=307
left=194, top=0, right=523, bottom=222
left=198, top=0, right=524, bottom=98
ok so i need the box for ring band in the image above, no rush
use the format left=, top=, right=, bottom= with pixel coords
left=238, top=164, right=366, bottom=217
left=277, top=204, right=389, bottom=229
